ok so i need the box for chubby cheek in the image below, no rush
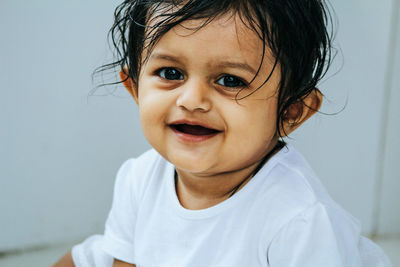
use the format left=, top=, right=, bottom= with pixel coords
left=139, top=110, right=158, bottom=151
left=138, top=92, right=169, bottom=146
left=223, top=101, right=277, bottom=163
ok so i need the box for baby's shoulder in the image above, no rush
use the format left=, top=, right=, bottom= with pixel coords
left=260, top=145, right=359, bottom=228
left=262, top=145, right=323, bottom=208
left=119, top=149, right=163, bottom=177
left=114, top=149, right=168, bottom=199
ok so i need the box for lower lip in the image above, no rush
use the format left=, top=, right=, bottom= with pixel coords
left=170, top=127, right=220, bottom=143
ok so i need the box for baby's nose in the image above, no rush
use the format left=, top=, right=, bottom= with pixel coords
left=175, top=79, right=212, bottom=112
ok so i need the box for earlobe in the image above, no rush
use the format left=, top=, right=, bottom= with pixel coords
left=120, top=69, right=139, bottom=104
left=280, top=89, right=323, bottom=136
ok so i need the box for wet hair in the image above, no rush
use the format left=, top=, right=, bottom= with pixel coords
left=96, top=0, right=335, bottom=137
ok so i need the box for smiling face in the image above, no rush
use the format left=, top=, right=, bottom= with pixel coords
left=122, top=14, right=299, bottom=180
left=133, top=14, right=282, bottom=176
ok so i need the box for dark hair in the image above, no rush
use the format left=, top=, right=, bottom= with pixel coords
left=96, top=0, right=335, bottom=137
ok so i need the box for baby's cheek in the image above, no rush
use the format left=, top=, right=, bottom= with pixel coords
left=139, top=110, right=161, bottom=135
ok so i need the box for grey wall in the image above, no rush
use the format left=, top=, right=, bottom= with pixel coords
left=378, top=0, right=400, bottom=236
left=290, top=0, right=400, bottom=236
left=0, top=1, right=151, bottom=251
left=1, top=0, right=399, bottom=251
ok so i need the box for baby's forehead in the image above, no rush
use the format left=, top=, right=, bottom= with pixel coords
left=175, top=16, right=260, bottom=43
left=144, top=12, right=273, bottom=62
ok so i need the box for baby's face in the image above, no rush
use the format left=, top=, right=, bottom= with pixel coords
left=136, top=14, right=281, bottom=175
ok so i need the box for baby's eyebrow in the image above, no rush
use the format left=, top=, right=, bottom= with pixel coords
left=148, top=52, right=257, bottom=75
left=215, top=61, right=256, bottom=75
left=148, top=53, right=181, bottom=64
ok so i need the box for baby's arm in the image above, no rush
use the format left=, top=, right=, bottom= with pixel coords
left=113, top=259, right=136, bottom=266
left=51, top=251, right=75, bottom=267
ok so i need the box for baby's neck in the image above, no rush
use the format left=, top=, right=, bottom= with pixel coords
left=174, top=140, right=284, bottom=210
left=174, top=165, right=257, bottom=210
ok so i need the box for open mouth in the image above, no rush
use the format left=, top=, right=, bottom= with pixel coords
left=169, top=124, right=221, bottom=136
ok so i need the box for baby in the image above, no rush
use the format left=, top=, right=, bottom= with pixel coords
left=53, top=0, right=392, bottom=266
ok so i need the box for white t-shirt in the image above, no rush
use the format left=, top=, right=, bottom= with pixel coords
left=72, top=145, right=392, bottom=267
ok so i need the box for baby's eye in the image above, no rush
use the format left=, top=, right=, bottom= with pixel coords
left=158, top=68, right=184, bottom=80
left=216, top=75, right=246, bottom=88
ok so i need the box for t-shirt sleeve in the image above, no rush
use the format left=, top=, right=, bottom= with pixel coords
left=71, top=235, right=113, bottom=267
left=101, top=158, right=137, bottom=264
left=267, top=202, right=366, bottom=267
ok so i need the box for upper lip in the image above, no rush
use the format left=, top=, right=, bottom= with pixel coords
left=168, top=119, right=221, bottom=131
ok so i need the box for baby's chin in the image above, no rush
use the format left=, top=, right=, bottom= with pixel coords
left=169, top=157, right=216, bottom=176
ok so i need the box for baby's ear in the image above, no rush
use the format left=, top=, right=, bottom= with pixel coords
left=120, top=68, right=139, bottom=104
left=280, top=89, right=322, bottom=136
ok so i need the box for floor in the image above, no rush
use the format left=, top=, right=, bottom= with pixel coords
left=0, top=237, right=399, bottom=266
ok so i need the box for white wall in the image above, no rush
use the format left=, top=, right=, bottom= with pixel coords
left=0, top=1, right=150, bottom=251
left=290, top=0, right=397, bottom=235
left=1, top=0, right=399, bottom=251
left=378, top=0, right=400, bottom=236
